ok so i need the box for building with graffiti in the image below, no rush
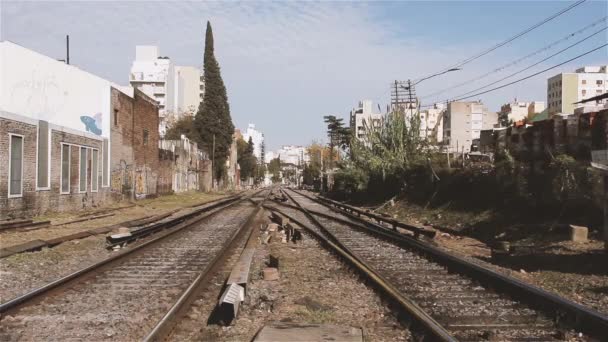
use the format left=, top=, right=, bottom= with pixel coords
left=0, top=41, right=160, bottom=217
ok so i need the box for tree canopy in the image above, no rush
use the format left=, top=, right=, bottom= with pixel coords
left=194, top=21, right=235, bottom=181
left=237, top=136, right=257, bottom=182
left=164, top=115, right=196, bottom=141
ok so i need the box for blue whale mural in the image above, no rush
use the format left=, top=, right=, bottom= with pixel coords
left=80, top=115, right=102, bottom=135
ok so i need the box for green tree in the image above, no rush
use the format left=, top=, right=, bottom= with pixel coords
left=267, top=157, right=282, bottom=183
left=164, top=115, right=196, bottom=141
left=323, top=115, right=351, bottom=169
left=237, top=136, right=257, bottom=182
left=194, top=21, right=235, bottom=182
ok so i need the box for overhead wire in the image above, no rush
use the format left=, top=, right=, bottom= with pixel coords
left=419, top=43, right=608, bottom=108
left=438, top=25, right=607, bottom=101
left=420, top=15, right=607, bottom=100
left=417, top=0, right=587, bottom=80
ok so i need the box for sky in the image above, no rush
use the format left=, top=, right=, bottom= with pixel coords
left=1, top=1, right=607, bottom=151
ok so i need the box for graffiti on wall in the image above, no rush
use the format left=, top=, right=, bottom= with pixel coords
left=80, top=113, right=103, bottom=135
left=110, top=160, right=132, bottom=195
left=2, top=42, right=111, bottom=138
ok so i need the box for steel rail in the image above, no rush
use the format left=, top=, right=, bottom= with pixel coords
left=315, top=194, right=436, bottom=238
left=287, top=188, right=608, bottom=339
left=144, top=188, right=272, bottom=341
left=106, top=195, right=242, bottom=248
left=275, top=189, right=456, bottom=341
left=0, top=190, right=261, bottom=315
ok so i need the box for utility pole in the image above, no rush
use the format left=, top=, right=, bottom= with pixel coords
left=211, top=134, right=215, bottom=189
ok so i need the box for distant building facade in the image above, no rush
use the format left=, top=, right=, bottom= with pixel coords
left=276, top=145, right=309, bottom=166
left=242, top=123, right=265, bottom=161
left=419, top=103, right=446, bottom=142
left=442, top=101, right=498, bottom=153
left=130, top=45, right=203, bottom=135
left=500, top=99, right=546, bottom=124
left=350, top=100, right=383, bottom=142
left=547, top=65, right=607, bottom=115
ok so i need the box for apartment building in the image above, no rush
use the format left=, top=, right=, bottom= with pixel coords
left=419, top=103, right=445, bottom=143
left=349, top=100, right=383, bottom=142
left=499, top=99, right=546, bottom=124
left=547, top=65, right=607, bottom=115
left=443, top=101, right=498, bottom=153
left=276, top=145, right=309, bottom=166
left=130, top=45, right=203, bottom=135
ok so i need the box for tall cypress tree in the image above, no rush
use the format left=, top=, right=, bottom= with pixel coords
left=194, top=21, right=235, bottom=181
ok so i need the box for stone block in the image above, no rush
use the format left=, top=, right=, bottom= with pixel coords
left=263, top=267, right=279, bottom=281
left=570, top=225, right=588, bottom=243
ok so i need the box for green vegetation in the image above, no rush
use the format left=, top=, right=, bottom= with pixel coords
left=267, top=157, right=281, bottom=183
left=326, top=107, right=601, bottom=228
left=194, top=21, right=235, bottom=182
left=164, top=115, right=196, bottom=141
left=237, top=136, right=258, bottom=183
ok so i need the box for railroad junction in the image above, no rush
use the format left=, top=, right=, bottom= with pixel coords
left=0, top=187, right=606, bottom=341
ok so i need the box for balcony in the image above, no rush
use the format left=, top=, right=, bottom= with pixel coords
left=129, top=72, right=167, bottom=83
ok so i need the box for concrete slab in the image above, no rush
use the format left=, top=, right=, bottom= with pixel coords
left=570, top=224, right=588, bottom=243
left=227, top=248, right=255, bottom=288
left=254, top=323, right=363, bottom=342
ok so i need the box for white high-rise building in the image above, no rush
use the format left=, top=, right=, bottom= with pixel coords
left=175, top=66, right=204, bottom=115
left=349, top=100, right=383, bottom=142
left=419, top=103, right=445, bottom=142
left=242, top=123, right=265, bottom=161
left=276, top=145, right=309, bottom=166
left=547, top=65, right=607, bottom=115
left=130, top=46, right=175, bottom=134
left=130, top=45, right=204, bottom=135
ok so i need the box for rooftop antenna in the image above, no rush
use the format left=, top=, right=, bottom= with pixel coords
left=66, top=35, right=70, bottom=65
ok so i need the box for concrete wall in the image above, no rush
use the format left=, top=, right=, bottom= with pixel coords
left=158, top=136, right=211, bottom=194
left=480, top=110, right=605, bottom=160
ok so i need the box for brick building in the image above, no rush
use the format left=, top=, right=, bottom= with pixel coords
left=0, top=41, right=161, bottom=218
left=1, top=111, right=110, bottom=218
left=110, top=87, right=160, bottom=199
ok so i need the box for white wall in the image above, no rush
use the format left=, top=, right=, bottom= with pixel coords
left=0, top=41, right=111, bottom=138
left=175, top=66, right=202, bottom=114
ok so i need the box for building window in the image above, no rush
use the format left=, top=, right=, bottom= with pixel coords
left=37, top=121, right=50, bottom=189
left=8, top=134, right=24, bottom=198
left=597, top=80, right=603, bottom=85
left=598, top=90, right=603, bottom=94
left=79, top=147, right=87, bottom=193
left=61, top=144, right=71, bottom=194
left=91, top=149, right=99, bottom=192
left=114, top=109, right=119, bottom=127
left=582, top=90, right=587, bottom=96
left=143, top=129, right=149, bottom=146
left=582, top=79, right=587, bottom=85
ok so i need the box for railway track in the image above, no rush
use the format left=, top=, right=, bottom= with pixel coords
left=0, top=189, right=269, bottom=341
left=269, top=188, right=608, bottom=341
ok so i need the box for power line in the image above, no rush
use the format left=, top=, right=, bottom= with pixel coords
left=421, top=16, right=607, bottom=100
left=440, top=25, right=607, bottom=101
left=418, top=0, right=587, bottom=80
left=423, top=43, right=607, bottom=106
